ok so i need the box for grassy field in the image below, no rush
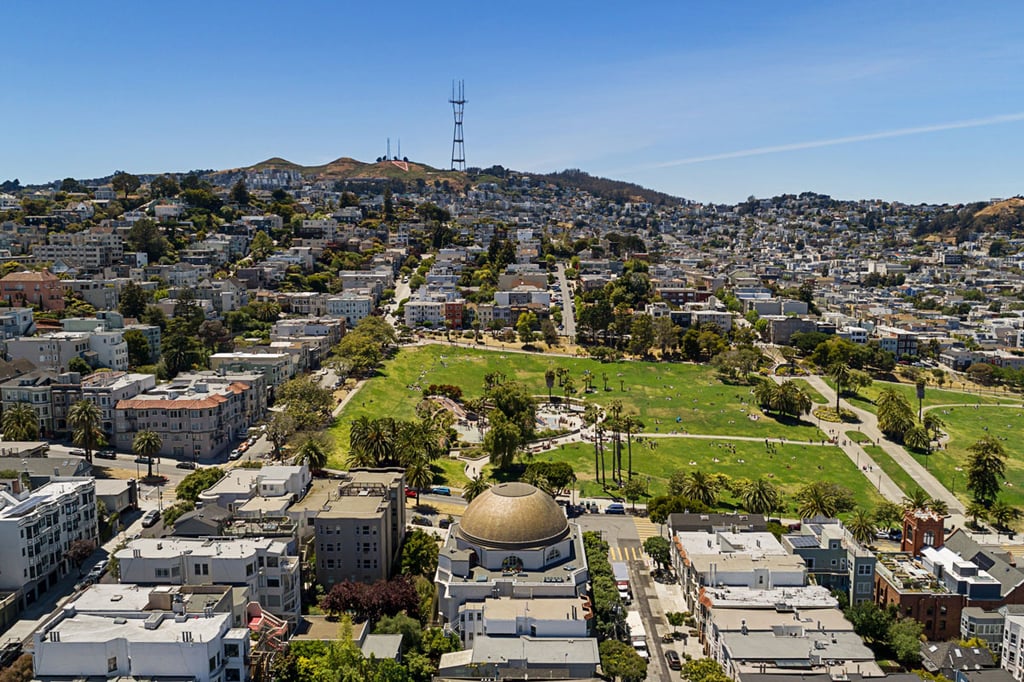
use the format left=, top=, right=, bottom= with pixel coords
left=919, top=404, right=1024, bottom=506
left=325, top=345, right=826, bottom=467
left=861, top=444, right=915, bottom=497
left=846, top=430, right=871, bottom=444
left=525, top=436, right=887, bottom=514
left=825, top=378, right=1017, bottom=415
left=792, top=379, right=828, bottom=404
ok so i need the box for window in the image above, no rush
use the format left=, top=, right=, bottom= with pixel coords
left=195, top=563, right=209, bottom=576
left=267, top=577, right=280, bottom=588
left=224, top=643, right=240, bottom=659
left=226, top=669, right=241, bottom=682
left=108, top=657, right=118, bottom=673
left=155, top=568, right=170, bottom=578
left=210, top=657, right=218, bottom=672
left=857, top=564, right=873, bottom=575
left=923, top=531, right=935, bottom=547
left=856, top=582, right=872, bottom=594
left=805, top=558, right=815, bottom=569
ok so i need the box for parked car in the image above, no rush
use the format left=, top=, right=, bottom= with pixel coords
left=410, top=516, right=432, bottom=527
left=141, top=510, right=160, bottom=528
left=405, top=488, right=418, bottom=498
left=665, top=650, right=681, bottom=670
left=70, top=449, right=87, bottom=457
left=229, top=449, right=242, bottom=460
left=175, top=461, right=196, bottom=470
left=605, top=502, right=626, bottom=514
left=134, top=456, right=152, bottom=465
left=95, top=450, right=117, bottom=460
left=430, top=486, right=451, bottom=496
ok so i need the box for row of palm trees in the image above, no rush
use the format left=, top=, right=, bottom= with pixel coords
left=579, top=400, right=646, bottom=489
left=2, top=399, right=165, bottom=477
left=753, top=379, right=813, bottom=418
left=347, top=410, right=453, bottom=502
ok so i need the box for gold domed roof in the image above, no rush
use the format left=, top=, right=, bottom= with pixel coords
left=458, top=482, right=570, bottom=549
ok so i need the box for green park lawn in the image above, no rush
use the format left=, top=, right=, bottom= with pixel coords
left=522, top=436, right=887, bottom=513
left=792, top=379, right=828, bottom=404
left=826, top=378, right=1016, bottom=415
left=918, top=404, right=1024, bottom=507
left=325, top=345, right=826, bottom=467
left=861, top=444, right=915, bottom=497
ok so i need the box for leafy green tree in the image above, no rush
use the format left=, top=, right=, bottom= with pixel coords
left=796, top=481, right=856, bottom=519
left=250, top=230, right=275, bottom=260
left=643, top=535, right=672, bottom=570
left=516, top=311, right=537, bottom=344
left=628, top=314, right=654, bottom=357
left=118, top=280, right=149, bottom=319
left=888, top=617, right=924, bottom=668
left=126, top=218, right=170, bottom=261
left=348, top=416, right=396, bottom=467
left=400, top=529, right=439, bottom=577
left=123, top=329, right=151, bottom=367
left=599, top=640, right=648, bottom=682
left=149, top=174, right=179, bottom=198
left=622, top=478, right=647, bottom=510
left=484, top=412, right=521, bottom=469
left=874, top=500, right=903, bottom=530
left=681, top=658, right=731, bottom=682
left=161, top=317, right=203, bottom=377
left=266, top=411, right=298, bottom=461
left=111, top=171, right=141, bottom=199
left=2, top=403, right=39, bottom=441
left=69, top=399, right=104, bottom=462
left=133, top=430, right=163, bottom=477
left=966, top=436, right=1007, bottom=507
left=230, top=179, right=250, bottom=205
left=68, top=356, right=93, bottom=376
left=175, top=467, right=225, bottom=502
left=404, top=457, right=434, bottom=504
left=844, top=601, right=895, bottom=643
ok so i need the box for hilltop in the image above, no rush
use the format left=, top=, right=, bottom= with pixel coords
left=913, top=196, right=1024, bottom=239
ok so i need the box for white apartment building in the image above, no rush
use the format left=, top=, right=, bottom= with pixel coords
left=1003, top=614, right=1024, bottom=680
left=404, top=299, right=446, bottom=327
left=198, top=465, right=310, bottom=511
left=326, top=293, right=374, bottom=326
left=116, top=537, right=300, bottom=624
left=456, top=597, right=590, bottom=647
left=34, top=604, right=250, bottom=682
left=5, top=329, right=128, bottom=372
left=32, top=231, right=123, bottom=270
left=0, top=478, right=99, bottom=606
left=209, top=352, right=294, bottom=387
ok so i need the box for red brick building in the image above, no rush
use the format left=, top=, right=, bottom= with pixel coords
left=0, top=270, right=65, bottom=311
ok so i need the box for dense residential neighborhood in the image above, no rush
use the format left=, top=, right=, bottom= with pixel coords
left=0, top=164, right=1023, bottom=682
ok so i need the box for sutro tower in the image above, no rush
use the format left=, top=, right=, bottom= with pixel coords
left=449, top=80, right=466, bottom=171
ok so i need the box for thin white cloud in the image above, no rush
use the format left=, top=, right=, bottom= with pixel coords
left=637, top=112, right=1024, bottom=170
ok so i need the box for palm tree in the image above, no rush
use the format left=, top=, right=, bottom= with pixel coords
left=405, top=457, right=434, bottom=505
left=132, top=430, right=162, bottom=478
left=753, top=380, right=777, bottom=412
left=295, top=435, right=329, bottom=471
left=827, top=362, right=852, bottom=415
left=902, top=486, right=931, bottom=511
left=989, top=500, right=1019, bottom=530
left=796, top=482, right=843, bottom=519
left=544, top=369, right=555, bottom=403
left=462, top=474, right=490, bottom=502
left=903, top=425, right=931, bottom=454
left=349, top=416, right=396, bottom=467
left=68, top=399, right=103, bottom=463
left=928, top=498, right=949, bottom=516
left=622, top=415, right=642, bottom=482
left=877, top=387, right=915, bottom=442
left=846, top=507, right=876, bottom=545
left=2, top=403, right=39, bottom=441
left=737, top=478, right=782, bottom=515
left=583, top=404, right=602, bottom=482
left=966, top=500, right=989, bottom=530
left=608, top=400, right=624, bottom=482
left=679, top=471, right=721, bottom=508
left=923, top=413, right=945, bottom=442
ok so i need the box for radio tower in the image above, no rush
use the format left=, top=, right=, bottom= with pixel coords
left=449, top=80, right=466, bottom=171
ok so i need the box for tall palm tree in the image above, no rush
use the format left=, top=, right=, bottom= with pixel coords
left=877, top=387, right=915, bottom=441
left=132, top=430, right=162, bottom=478
left=295, top=434, right=329, bottom=471
left=462, top=474, right=490, bottom=502
left=68, top=399, right=103, bottom=463
left=608, top=400, right=624, bottom=481
left=2, top=403, right=39, bottom=441
left=827, top=362, right=852, bottom=415
left=622, top=415, right=643, bottom=482
left=846, top=507, right=876, bottom=545
left=583, top=404, right=602, bottom=482
left=349, top=416, right=396, bottom=467
left=544, top=369, right=555, bottom=404
left=904, top=425, right=931, bottom=454
left=405, top=457, right=434, bottom=505
left=737, top=477, right=781, bottom=516
left=923, top=413, right=945, bottom=442
left=966, top=500, right=989, bottom=530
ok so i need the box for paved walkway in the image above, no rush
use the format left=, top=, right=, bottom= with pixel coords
left=801, top=374, right=966, bottom=517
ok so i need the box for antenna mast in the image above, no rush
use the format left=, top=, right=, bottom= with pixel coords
left=449, top=80, right=466, bottom=171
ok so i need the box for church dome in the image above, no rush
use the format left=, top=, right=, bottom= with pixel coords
left=458, top=482, right=570, bottom=549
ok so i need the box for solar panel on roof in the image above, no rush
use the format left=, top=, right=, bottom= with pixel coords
left=972, top=552, right=996, bottom=571
left=788, top=536, right=819, bottom=548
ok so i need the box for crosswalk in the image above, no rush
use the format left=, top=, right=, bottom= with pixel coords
left=633, top=516, right=660, bottom=542
left=608, top=544, right=644, bottom=561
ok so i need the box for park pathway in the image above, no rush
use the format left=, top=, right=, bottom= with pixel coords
left=801, top=374, right=966, bottom=517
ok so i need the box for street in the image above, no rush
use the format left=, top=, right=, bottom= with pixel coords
left=556, top=262, right=576, bottom=341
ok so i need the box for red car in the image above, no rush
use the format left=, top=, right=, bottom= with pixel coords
left=405, top=488, right=418, bottom=498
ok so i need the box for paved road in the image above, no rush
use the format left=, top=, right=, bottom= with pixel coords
left=556, top=262, right=576, bottom=341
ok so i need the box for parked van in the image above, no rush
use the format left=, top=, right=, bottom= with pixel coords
left=605, top=503, right=626, bottom=515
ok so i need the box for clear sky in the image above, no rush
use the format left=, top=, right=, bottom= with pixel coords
left=3, top=1, right=1023, bottom=204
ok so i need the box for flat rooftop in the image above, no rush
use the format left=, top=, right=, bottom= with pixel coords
left=711, top=606, right=851, bottom=632
left=722, top=629, right=875, bottom=663
left=116, top=536, right=289, bottom=560
left=701, top=585, right=838, bottom=609
left=46, top=611, right=230, bottom=643
left=468, top=596, right=590, bottom=621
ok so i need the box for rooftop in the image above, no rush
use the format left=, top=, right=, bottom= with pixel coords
left=116, top=536, right=290, bottom=561
left=43, top=610, right=231, bottom=644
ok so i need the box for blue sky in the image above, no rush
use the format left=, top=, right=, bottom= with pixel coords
left=3, top=1, right=1023, bottom=204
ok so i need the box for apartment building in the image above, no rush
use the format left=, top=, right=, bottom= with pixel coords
left=782, top=520, right=876, bottom=605
left=33, top=591, right=251, bottom=682
left=32, top=231, right=123, bottom=270
left=5, top=329, right=128, bottom=372
left=0, top=270, right=66, bottom=311
left=81, top=371, right=157, bottom=436
left=116, top=537, right=300, bottom=624
left=0, top=478, right=99, bottom=607
left=326, top=293, right=374, bottom=326
left=314, top=468, right=406, bottom=587
left=209, top=352, right=294, bottom=388
left=114, top=380, right=256, bottom=461
left=0, top=307, right=35, bottom=339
